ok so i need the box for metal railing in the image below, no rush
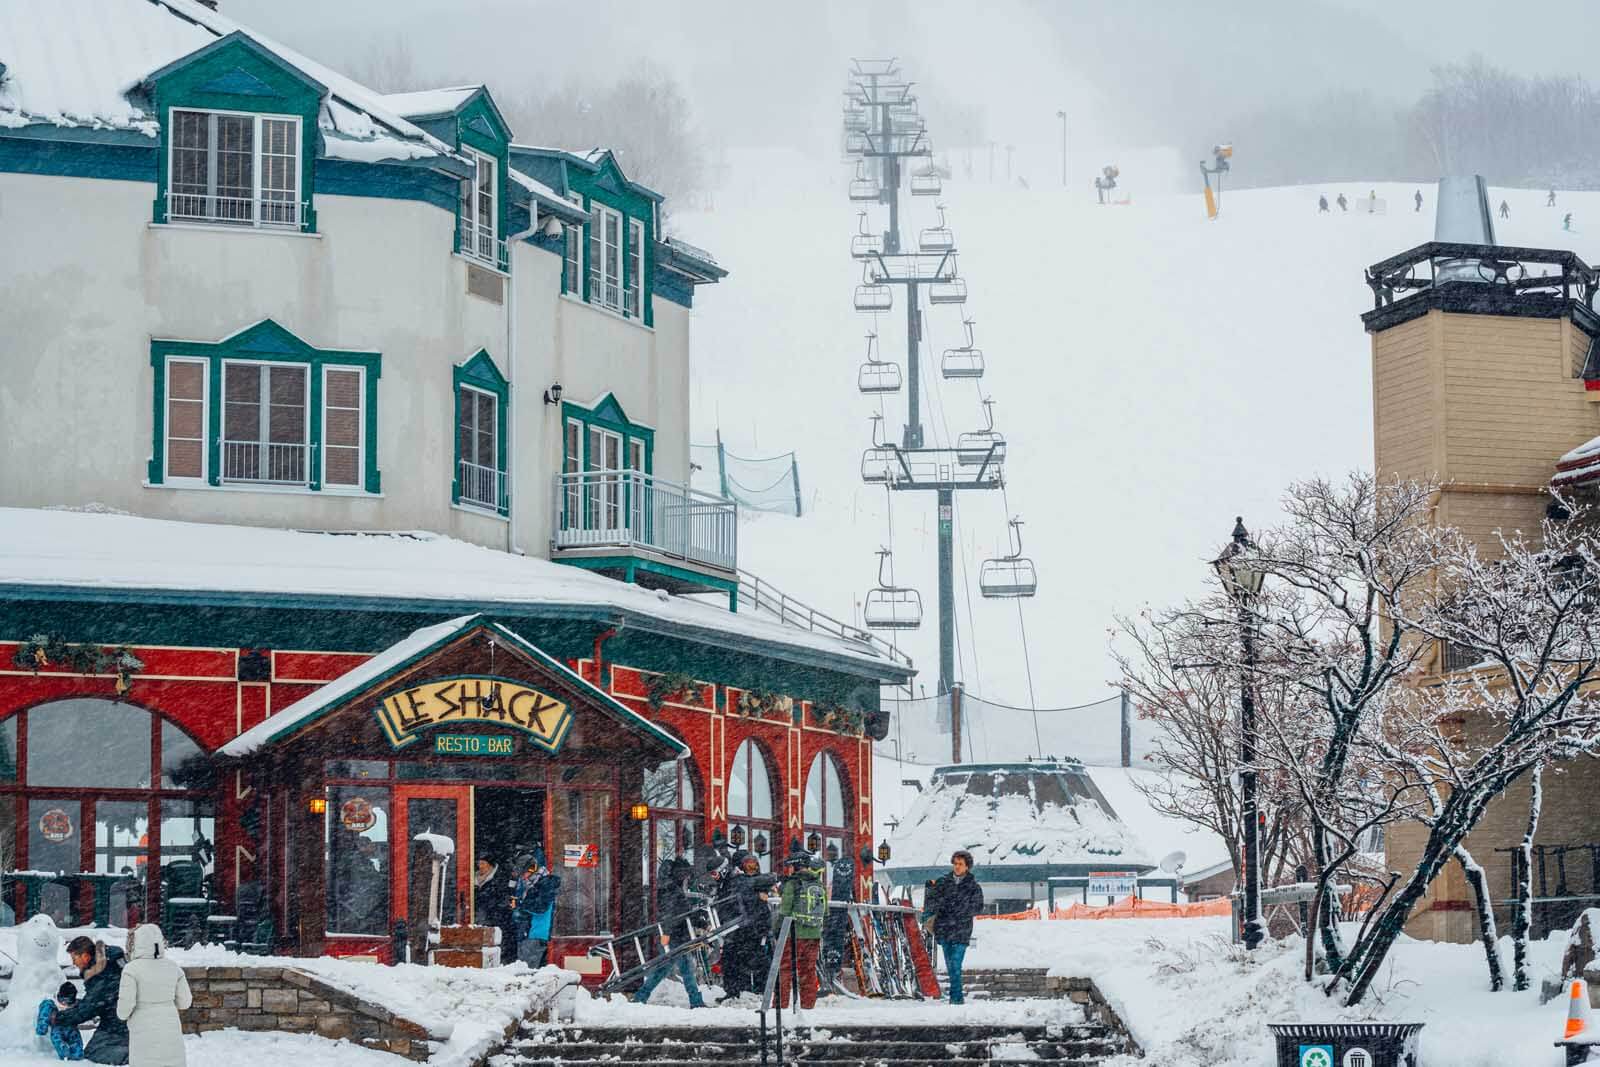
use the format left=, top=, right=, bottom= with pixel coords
left=458, top=217, right=507, bottom=270
left=458, top=459, right=506, bottom=512
left=1364, top=241, right=1600, bottom=311
left=166, top=192, right=305, bottom=229
left=553, top=469, right=737, bottom=572
left=221, top=440, right=308, bottom=485
left=737, top=569, right=913, bottom=669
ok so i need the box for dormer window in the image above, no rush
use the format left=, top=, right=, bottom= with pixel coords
left=167, top=108, right=303, bottom=228
left=459, top=147, right=500, bottom=268
left=589, top=203, right=623, bottom=311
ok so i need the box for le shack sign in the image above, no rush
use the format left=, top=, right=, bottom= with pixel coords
left=376, top=675, right=573, bottom=753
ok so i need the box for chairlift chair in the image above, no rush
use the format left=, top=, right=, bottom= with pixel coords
left=852, top=212, right=884, bottom=259
left=910, top=169, right=942, bottom=197
left=864, top=548, right=923, bottom=630
left=928, top=276, right=967, bottom=305
left=857, top=332, right=902, bottom=395
left=844, top=130, right=870, bottom=155
left=848, top=163, right=881, bottom=201
left=854, top=282, right=892, bottom=312
left=919, top=204, right=955, bottom=253
left=980, top=518, right=1039, bottom=599
left=860, top=414, right=899, bottom=483
left=941, top=318, right=985, bottom=379
left=957, top=399, right=1006, bottom=467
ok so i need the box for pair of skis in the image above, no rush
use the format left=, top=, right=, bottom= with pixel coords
left=840, top=897, right=939, bottom=999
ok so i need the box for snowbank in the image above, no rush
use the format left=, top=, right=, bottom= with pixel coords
left=962, top=917, right=1573, bottom=1066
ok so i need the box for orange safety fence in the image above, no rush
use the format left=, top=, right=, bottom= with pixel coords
left=974, top=895, right=1234, bottom=922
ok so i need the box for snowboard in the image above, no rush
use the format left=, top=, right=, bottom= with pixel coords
left=895, top=899, right=942, bottom=998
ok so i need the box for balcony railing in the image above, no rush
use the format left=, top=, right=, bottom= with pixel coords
left=553, top=469, right=736, bottom=573
left=166, top=192, right=306, bottom=229
left=737, top=569, right=914, bottom=670
left=458, top=459, right=506, bottom=512
left=222, top=440, right=308, bottom=485
left=458, top=218, right=508, bottom=270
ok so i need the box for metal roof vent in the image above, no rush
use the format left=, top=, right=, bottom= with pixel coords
left=1434, top=175, right=1498, bottom=284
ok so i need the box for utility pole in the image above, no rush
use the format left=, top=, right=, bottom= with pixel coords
left=1056, top=110, right=1067, bottom=187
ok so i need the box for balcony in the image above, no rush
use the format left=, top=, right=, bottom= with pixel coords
left=222, top=440, right=308, bottom=486
left=552, top=470, right=737, bottom=594
left=165, top=192, right=307, bottom=230
left=458, top=459, right=507, bottom=513
left=458, top=217, right=508, bottom=271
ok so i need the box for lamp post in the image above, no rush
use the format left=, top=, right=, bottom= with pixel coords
left=1213, top=516, right=1266, bottom=951
left=1055, top=110, right=1067, bottom=187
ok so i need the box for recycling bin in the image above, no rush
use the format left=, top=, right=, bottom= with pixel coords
left=1268, top=1022, right=1423, bottom=1067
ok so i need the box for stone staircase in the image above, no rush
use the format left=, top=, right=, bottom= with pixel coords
left=506, top=1019, right=1132, bottom=1065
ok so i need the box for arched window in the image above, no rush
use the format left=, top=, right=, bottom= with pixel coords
left=727, top=739, right=777, bottom=872
left=0, top=699, right=214, bottom=930
left=642, top=752, right=700, bottom=899
left=802, top=751, right=851, bottom=866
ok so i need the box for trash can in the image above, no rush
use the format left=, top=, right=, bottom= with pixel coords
left=1268, top=1022, right=1423, bottom=1067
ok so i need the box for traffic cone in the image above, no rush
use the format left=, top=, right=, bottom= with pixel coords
left=1565, top=978, right=1591, bottom=1040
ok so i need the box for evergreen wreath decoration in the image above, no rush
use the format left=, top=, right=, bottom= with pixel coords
left=13, top=633, right=145, bottom=695
left=646, top=671, right=704, bottom=711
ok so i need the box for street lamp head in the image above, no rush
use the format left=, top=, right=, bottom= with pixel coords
left=1213, top=516, right=1266, bottom=599
left=1056, top=110, right=1066, bottom=119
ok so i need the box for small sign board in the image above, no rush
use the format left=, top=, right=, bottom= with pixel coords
left=1087, top=870, right=1138, bottom=897
left=563, top=843, right=600, bottom=868
left=1298, top=1046, right=1333, bottom=1067
left=433, top=733, right=514, bottom=756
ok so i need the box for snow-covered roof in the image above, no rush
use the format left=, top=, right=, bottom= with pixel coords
left=220, top=614, right=691, bottom=758
left=0, top=0, right=450, bottom=163
left=1553, top=434, right=1600, bottom=488
left=508, top=166, right=570, bottom=209
left=0, top=508, right=910, bottom=678
left=378, top=86, right=482, bottom=119
left=882, top=760, right=1151, bottom=882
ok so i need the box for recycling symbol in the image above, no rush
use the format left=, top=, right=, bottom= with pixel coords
left=1299, top=1048, right=1334, bottom=1067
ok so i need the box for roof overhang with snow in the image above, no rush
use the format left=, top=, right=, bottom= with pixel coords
left=221, top=615, right=688, bottom=760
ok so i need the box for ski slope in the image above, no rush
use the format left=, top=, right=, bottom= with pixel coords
left=680, top=159, right=1596, bottom=708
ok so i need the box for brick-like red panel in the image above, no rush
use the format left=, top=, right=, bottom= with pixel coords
left=273, top=650, right=372, bottom=683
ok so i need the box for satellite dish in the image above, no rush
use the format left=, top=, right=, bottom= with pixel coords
left=1159, top=850, right=1188, bottom=875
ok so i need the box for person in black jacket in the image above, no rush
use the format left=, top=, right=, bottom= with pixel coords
left=633, top=858, right=706, bottom=1008
left=717, top=851, right=776, bottom=1001
left=921, top=850, right=984, bottom=1005
left=55, top=936, right=129, bottom=1063
left=819, top=844, right=854, bottom=985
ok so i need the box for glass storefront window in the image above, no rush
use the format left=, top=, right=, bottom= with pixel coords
left=161, top=797, right=216, bottom=877
left=27, top=799, right=80, bottom=922
left=0, top=717, right=16, bottom=782
left=160, top=722, right=208, bottom=789
left=551, top=788, right=613, bottom=936
left=728, top=740, right=777, bottom=872
left=325, top=785, right=390, bottom=936
left=0, top=796, right=16, bottom=925
left=28, top=701, right=151, bottom=788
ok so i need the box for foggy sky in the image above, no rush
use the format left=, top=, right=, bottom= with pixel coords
left=228, top=0, right=1600, bottom=183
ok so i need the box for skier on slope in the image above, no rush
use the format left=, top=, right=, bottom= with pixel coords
left=1318, top=194, right=1329, bottom=213
left=1565, top=212, right=1574, bottom=232
left=1500, top=199, right=1510, bottom=220
left=1336, top=193, right=1348, bottom=213
left=1415, top=189, right=1423, bottom=213
left=1549, top=189, right=1558, bottom=207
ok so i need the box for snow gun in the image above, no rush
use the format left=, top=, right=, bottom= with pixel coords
left=1094, top=164, right=1120, bottom=204
left=1200, top=143, right=1232, bottom=219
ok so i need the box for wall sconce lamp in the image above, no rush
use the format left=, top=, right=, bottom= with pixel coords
left=629, top=802, right=651, bottom=822
left=543, top=382, right=564, bottom=405
left=308, top=796, right=328, bottom=815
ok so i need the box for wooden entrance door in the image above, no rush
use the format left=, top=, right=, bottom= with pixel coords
left=391, top=784, right=471, bottom=962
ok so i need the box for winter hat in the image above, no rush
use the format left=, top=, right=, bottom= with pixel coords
left=783, top=839, right=815, bottom=868
left=668, top=857, right=693, bottom=880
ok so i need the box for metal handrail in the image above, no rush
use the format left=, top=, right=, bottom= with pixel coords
left=221, top=440, right=309, bottom=485
left=458, top=217, right=508, bottom=270
left=165, top=192, right=307, bottom=229
left=737, top=568, right=913, bottom=669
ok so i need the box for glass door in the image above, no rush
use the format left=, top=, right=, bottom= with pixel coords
left=391, top=785, right=471, bottom=962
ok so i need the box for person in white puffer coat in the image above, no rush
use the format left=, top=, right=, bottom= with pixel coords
left=115, top=924, right=192, bottom=1067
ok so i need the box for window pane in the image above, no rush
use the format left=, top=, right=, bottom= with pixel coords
left=326, top=785, right=390, bottom=935
left=588, top=207, right=602, bottom=298
left=215, top=114, right=254, bottom=222
left=29, top=798, right=82, bottom=878
left=0, top=795, right=15, bottom=919
left=27, top=700, right=151, bottom=789
left=162, top=797, right=216, bottom=876
left=260, top=117, right=298, bottom=225
left=94, top=799, right=149, bottom=880
left=0, top=715, right=15, bottom=782
left=170, top=110, right=210, bottom=217
left=804, top=753, right=823, bottom=825
left=456, top=388, right=474, bottom=469
left=267, top=366, right=306, bottom=444
left=728, top=744, right=749, bottom=819
left=551, top=788, right=612, bottom=936
left=324, top=368, right=362, bottom=488
left=826, top=758, right=844, bottom=827
left=160, top=720, right=209, bottom=789
left=224, top=363, right=262, bottom=442
left=643, top=760, right=679, bottom=809
left=475, top=392, right=496, bottom=468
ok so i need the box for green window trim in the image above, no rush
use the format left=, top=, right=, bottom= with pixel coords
left=145, top=32, right=322, bottom=235
left=452, top=350, right=510, bottom=516
left=450, top=94, right=512, bottom=272
left=147, top=320, right=381, bottom=493
left=561, top=394, right=654, bottom=474
left=572, top=186, right=654, bottom=324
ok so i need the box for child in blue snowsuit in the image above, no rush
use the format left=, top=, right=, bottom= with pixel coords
left=510, top=855, right=561, bottom=968
left=35, top=982, right=84, bottom=1060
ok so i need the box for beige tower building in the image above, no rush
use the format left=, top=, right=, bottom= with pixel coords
left=1364, top=194, right=1600, bottom=939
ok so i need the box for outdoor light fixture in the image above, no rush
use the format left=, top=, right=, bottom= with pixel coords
left=1212, top=515, right=1266, bottom=951
left=629, top=802, right=650, bottom=822
left=543, top=382, right=564, bottom=405
left=753, top=833, right=769, bottom=856
left=307, top=796, right=327, bottom=815
left=1211, top=516, right=1266, bottom=598
left=729, top=825, right=746, bottom=847
left=877, top=841, right=892, bottom=863
left=806, top=831, right=822, bottom=853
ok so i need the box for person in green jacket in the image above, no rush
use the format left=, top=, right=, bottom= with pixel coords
left=775, top=841, right=827, bottom=1010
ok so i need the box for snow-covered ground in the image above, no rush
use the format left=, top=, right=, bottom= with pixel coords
left=969, top=917, right=1574, bottom=1066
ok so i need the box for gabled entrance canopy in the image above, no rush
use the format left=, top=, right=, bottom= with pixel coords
left=221, top=614, right=686, bottom=762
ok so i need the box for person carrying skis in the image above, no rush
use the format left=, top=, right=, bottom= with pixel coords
left=774, top=841, right=827, bottom=1011
left=632, top=857, right=707, bottom=1008
left=922, top=850, right=984, bottom=1006
left=1414, top=189, right=1423, bottom=213
left=1500, top=199, right=1510, bottom=219
left=1318, top=194, right=1329, bottom=214
left=716, top=851, right=775, bottom=1001
left=1336, top=193, right=1348, bottom=213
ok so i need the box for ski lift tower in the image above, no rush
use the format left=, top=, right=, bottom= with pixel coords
left=846, top=58, right=1007, bottom=695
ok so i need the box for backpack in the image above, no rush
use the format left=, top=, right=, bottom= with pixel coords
left=791, top=878, right=828, bottom=933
